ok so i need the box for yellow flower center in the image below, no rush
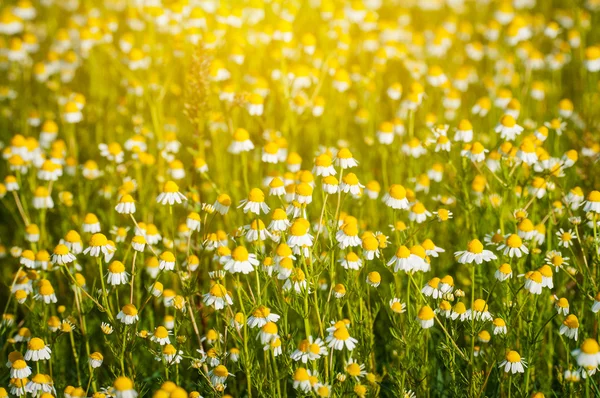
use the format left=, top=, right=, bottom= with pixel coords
left=467, top=239, right=484, bottom=254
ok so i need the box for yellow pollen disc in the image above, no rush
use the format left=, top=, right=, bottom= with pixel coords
left=418, top=305, right=434, bottom=320
left=113, top=377, right=134, bottom=391
left=581, top=339, right=600, bottom=354
left=232, top=246, right=250, bottom=261
left=333, top=326, right=350, bottom=340
left=389, top=184, right=406, bottom=200
left=506, top=350, right=521, bottom=363
left=89, top=233, right=108, bottom=247
left=163, top=181, right=179, bottom=193
left=248, top=188, right=265, bottom=202
left=467, top=239, right=484, bottom=254
left=108, top=261, right=125, bottom=273
left=395, top=246, right=411, bottom=258
left=506, top=234, right=523, bottom=248
left=28, top=337, right=45, bottom=350
left=122, top=304, right=138, bottom=316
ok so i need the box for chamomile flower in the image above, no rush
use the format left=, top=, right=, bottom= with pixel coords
left=156, top=181, right=186, bottom=205
left=116, top=304, right=138, bottom=325
left=83, top=234, right=115, bottom=257
left=572, top=339, right=600, bottom=369
left=10, top=359, right=31, bottom=379
left=89, top=352, right=104, bottom=368
left=560, top=315, right=579, bottom=341
left=203, top=283, right=233, bottom=310
left=345, top=358, right=367, bottom=380
left=554, top=297, right=570, bottom=315
left=467, top=299, right=493, bottom=321
left=213, top=194, right=232, bottom=215
left=389, top=299, right=407, bottom=314
left=382, top=184, right=409, bottom=209
left=583, top=191, right=600, bottom=213
left=498, top=234, right=529, bottom=258
left=239, top=188, right=270, bottom=215
left=335, top=148, right=358, bottom=169
left=25, top=338, right=51, bottom=361
left=115, top=194, right=136, bottom=214
left=499, top=350, right=527, bottom=374
left=493, top=318, right=507, bottom=335
left=523, top=271, right=543, bottom=294
left=107, top=261, right=129, bottom=285
left=326, top=323, right=358, bottom=351
left=339, top=252, right=362, bottom=270
left=417, top=305, right=435, bottom=329
left=455, top=239, right=497, bottom=264
left=495, top=114, right=523, bottom=140
left=248, top=306, right=280, bottom=329
left=158, top=251, right=176, bottom=271
left=556, top=228, right=576, bottom=248
left=113, top=377, right=138, bottom=398
left=291, top=337, right=327, bottom=363
left=592, top=292, right=600, bottom=313
left=228, top=128, right=254, bottom=154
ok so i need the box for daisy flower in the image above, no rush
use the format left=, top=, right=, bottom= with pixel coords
left=115, top=194, right=136, bottom=214
left=455, top=239, right=497, bottom=264
left=422, top=278, right=442, bottom=299
left=523, top=271, right=543, bottom=294
left=25, top=338, right=51, bottom=361
left=382, top=184, right=409, bottom=210
left=572, top=339, right=600, bottom=369
left=114, top=303, right=138, bottom=325
left=556, top=228, right=576, bottom=248
left=495, top=114, right=523, bottom=141
left=213, top=193, right=232, bottom=215
left=291, top=337, right=327, bottom=363
left=83, top=233, right=115, bottom=257
left=467, top=299, right=493, bottom=321
left=158, top=251, right=176, bottom=271
left=583, top=190, right=600, bottom=213
left=228, top=128, right=254, bottom=154
left=203, top=283, right=233, bottom=310
left=493, top=318, right=507, bottom=335
left=339, top=252, right=362, bottom=270
left=326, top=323, right=358, bottom=351
left=499, top=350, right=527, bottom=374
left=107, top=261, right=129, bottom=286
left=224, top=246, right=259, bottom=275
left=156, top=181, right=186, bottom=205
left=497, top=234, right=529, bottom=258
left=89, top=352, right=104, bottom=368
left=247, top=306, right=280, bottom=329
left=560, top=315, right=579, bottom=341
left=113, top=377, right=138, bottom=398
left=416, top=305, right=435, bottom=329
left=345, top=358, right=367, bottom=380
left=239, top=188, right=270, bottom=215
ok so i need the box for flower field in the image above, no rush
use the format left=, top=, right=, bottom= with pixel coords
left=1, top=0, right=600, bottom=397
